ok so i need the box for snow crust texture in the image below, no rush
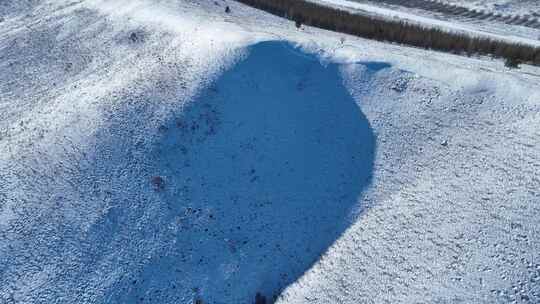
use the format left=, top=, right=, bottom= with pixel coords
left=1, top=1, right=540, bottom=304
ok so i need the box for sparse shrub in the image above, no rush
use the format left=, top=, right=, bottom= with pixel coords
left=505, top=57, right=520, bottom=68
left=151, top=176, right=165, bottom=191
left=255, top=292, right=266, bottom=304
left=129, top=32, right=139, bottom=43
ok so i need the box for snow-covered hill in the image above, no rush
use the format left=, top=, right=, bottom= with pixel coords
left=1, top=1, right=539, bottom=303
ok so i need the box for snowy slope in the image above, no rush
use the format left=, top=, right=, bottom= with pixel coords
left=1, top=1, right=540, bottom=304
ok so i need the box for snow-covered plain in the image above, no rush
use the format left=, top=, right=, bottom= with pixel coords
left=1, top=0, right=540, bottom=303
left=441, top=0, right=540, bottom=16
left=315, top=0, right=540, bottom=44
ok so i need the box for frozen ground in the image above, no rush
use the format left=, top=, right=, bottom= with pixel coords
left=1, top=0, right=540, bottom=303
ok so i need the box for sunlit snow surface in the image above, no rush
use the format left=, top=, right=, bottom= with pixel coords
left=441, top=0, right=540, bottom=15
left=1, top=1, right=540, bottom=304
left=314, top=0, right=540, bottom=44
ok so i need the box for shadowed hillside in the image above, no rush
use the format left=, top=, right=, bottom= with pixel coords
left=92, top=41, right=377, bottom=303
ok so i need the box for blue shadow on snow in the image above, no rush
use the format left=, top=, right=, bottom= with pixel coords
left=117, top=41, right=377, bottom=303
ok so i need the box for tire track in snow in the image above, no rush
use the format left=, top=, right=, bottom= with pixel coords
left=349, top=0, right=540, bottom=29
